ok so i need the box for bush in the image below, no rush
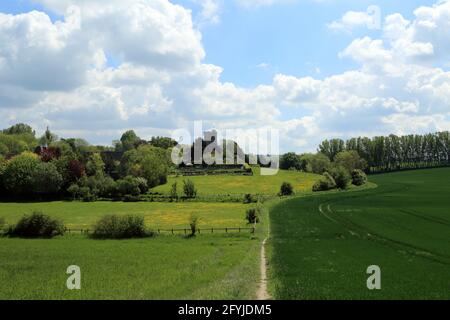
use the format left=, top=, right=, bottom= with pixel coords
left=328, top=165, right=351, bottom=189
left=117, top=176, right=141, bottom=197
left=279, top=182, right=294, bottom=196
left=183, top=179, right=197, bottom=198
left=91, top=214, right=151, bottom=239
left=7, top=212, right=65, bottom=238
left=246, top=208, right=260, bottom=224
left=189, top=214, right=199, bottom=236
left=123, top=194, right=140, bottom=202
left=313, top=172, right=336, bottom=192
left=352, top=169, right=368, bottom=186
left=170, top=182, right=178, bottom=200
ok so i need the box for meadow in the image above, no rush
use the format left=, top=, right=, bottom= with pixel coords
left=152, top=168, right=321, bottom=196
left=268, top=168, right=450, bottom=299
left=0, top=233, right=261, bottom=299
left=0, top=201, right=249, bottom=230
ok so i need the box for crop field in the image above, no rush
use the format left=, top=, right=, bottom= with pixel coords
left=0, top=201, right=249, bottom=230
left=268, top=168, right=450, bottom=299
left=152, top=168, right=321, bottom=196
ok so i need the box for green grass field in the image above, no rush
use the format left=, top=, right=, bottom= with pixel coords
left=268, top=168, right=450, bottom=299
left=152, top=168, right=321, bottom=196
left=0, top=233, right=261, bottom=299
left=0, top=201, right=249, bottom=230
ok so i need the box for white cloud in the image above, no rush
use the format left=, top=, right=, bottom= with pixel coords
left=235, top=0, right=295, bottom=9
left=0, top=0, right=449, bottom=152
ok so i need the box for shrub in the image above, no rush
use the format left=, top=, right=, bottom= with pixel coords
left=123, top=194, right=140, bottom=202
left=7, top=212, right=65, bottom=238
left=170, top=182, right=178, bottom=200
left=328, top=165, right=351, bottom=189
left=246, top=202, right=265, bottom=224
left=189, top=215, right=199, bottom=236
left=312, top=172, right=336, bottom=192
left=352, top=169, right=368, bottom=186
left=183, top=179, right=197, bottom=198
left=117, top=176, right=141, bottom=197
left=91, top=214, right=150, bottom=239
left=279, top=182, right=294, bottom=196
left=246, top=208, right=259, bottom=224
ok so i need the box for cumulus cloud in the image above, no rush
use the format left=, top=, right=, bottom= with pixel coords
left=0, top=0, right=449, bottom=152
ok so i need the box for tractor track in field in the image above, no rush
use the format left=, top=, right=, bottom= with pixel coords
left=317, top=192, right=450, bottom=266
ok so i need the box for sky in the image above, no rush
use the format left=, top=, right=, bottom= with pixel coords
left=0, top=0, right=449, bottom=152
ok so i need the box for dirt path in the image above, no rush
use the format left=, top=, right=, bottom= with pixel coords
left=256, top=237, right=271, bottom=300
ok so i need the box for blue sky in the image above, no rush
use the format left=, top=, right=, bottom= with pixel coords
left=171, top=0, right=437, bottom=86
left=0, top=0, right=449, bottom=152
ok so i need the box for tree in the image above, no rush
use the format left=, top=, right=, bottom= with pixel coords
left=183, top=179, right=197, bottom=198
left=318, top=139, right=345, bottom=160
left=121, top=145, right=169, bottom=188
left=328, top=165, right=351, bottom=190
left=2, top=152, right=40, bottom=195
left=334, top=150, right=367, bottom=173
left=117, top=176, right=141, bottom=196
left=120, top=130, right=141, bottom=151
left=280, top=153, right=301, bottom=170
left=31, top=162, right=63, bottom=195
left=2, top=123, right=35, bottom=136
left=170, top=182, right=178, bottom=200
left=39, top=127, right=58, bottom=147
left=86, top=153, right=105, bottom=176
left=309, top=153, right=331, bottom=174
left=150, top=136, right=177, bottom=149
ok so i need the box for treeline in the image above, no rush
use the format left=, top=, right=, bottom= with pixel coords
left=0, top=124, right=176, bottom=201
left=318, top=131, right=450, bottom=173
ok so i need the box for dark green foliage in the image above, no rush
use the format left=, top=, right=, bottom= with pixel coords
left=170, top=182, right=178, bottom=200
left=31, top=162, right=63, bottom=195
left=280, top=152, right=301, bottom=170
left=328, top=165, right=351, bottom=189
left=189, top=215, right=199, bottom=236
left=91, top=214, right=150, bottom=239
left=246, top=203, right=264, bottom=224
left=150, top=136, right=177, bottom=149
left=313, top=172, right=337, bottom=192
left=117, top=176, right=141, bottom=197
left=334, top=150, right=367, bottom=173
left=183, top=179, right=197, bottom=198
left=2, top=123, right=35, bottom=136
left=318, top=139, right=345, bottom=160
left=299, top=153, right=331, bottom=174
left=119, top=130, right=141, bottom=151
left=352, top=169, right=368, bottom=186
left=6, top=212, right=65, bottom=238
left=279, top=182, right=294, bottom=196
left=320, top=131, right=450, bottom=173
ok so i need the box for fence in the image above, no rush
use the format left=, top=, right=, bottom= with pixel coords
left=65, top=227, right=255, bottom=235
